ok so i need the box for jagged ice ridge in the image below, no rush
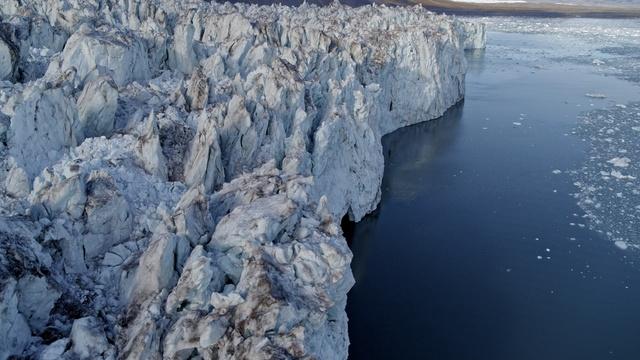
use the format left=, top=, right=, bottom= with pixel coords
left=0, top=1, right=485, bottom=359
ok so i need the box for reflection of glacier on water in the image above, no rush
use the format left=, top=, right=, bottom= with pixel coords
left=381, top=103, right=464, bottom=201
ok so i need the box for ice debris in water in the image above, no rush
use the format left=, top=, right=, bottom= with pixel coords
left=615, top=241, right=629, bottom=250
left=608, top=157, right=631, bottom=167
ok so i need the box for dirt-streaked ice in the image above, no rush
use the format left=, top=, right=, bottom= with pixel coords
left=0, top=1, right=485, bottom=359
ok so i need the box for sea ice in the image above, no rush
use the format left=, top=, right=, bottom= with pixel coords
left=615, top=241, right=629, bottom=250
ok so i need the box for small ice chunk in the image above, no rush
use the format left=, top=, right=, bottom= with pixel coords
left=610, top=170, right=636, bottom=180
left=537, top=255, right=543, bottom=260
left=614, top=241, right=628, bottom=250
left=616, top=104, right=627, bottom=109
left=592, top=59, right=605, bottom=66
left=608, top=157, right=631, bottom=168
left=513, top=122, right=522, bottom=126
left=585, top=93, right=607, bottom=99
left=552, top=169, right=562, bottom=174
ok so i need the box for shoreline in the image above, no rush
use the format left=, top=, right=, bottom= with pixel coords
left=384, top=0, right=640, bottom=18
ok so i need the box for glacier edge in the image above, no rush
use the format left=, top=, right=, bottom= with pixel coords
left=0, top=1, right=485, bottom=359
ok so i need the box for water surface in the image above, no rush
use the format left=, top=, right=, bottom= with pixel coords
left=346, top=28, right=640, bottom=360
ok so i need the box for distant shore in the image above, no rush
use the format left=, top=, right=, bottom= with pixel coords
left=387, top=0, right=640, bottom=18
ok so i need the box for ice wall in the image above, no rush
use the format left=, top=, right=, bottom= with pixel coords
left=0, top=1, right=485, bottom=359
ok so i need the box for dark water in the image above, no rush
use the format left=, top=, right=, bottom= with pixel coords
left=345, top=32, right=640, bottom=359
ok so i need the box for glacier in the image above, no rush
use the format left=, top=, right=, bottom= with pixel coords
left=0, top=1, right=485, bottom=359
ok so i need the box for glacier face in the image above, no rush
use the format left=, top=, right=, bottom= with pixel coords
left=0, top=1, right=485, bottom=359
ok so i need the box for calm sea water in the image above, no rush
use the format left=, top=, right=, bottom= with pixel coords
left=345, top=29, right=640, bottom=359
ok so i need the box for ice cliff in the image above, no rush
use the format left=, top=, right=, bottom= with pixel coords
left=0, top=1, right=485, bottom=359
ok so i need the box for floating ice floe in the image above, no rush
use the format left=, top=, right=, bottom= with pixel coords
left=615, top=241, right=629, bottom=250
left=610, top=170, right=636, bottom=180
left=608, top=157, right=631, bottom=168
